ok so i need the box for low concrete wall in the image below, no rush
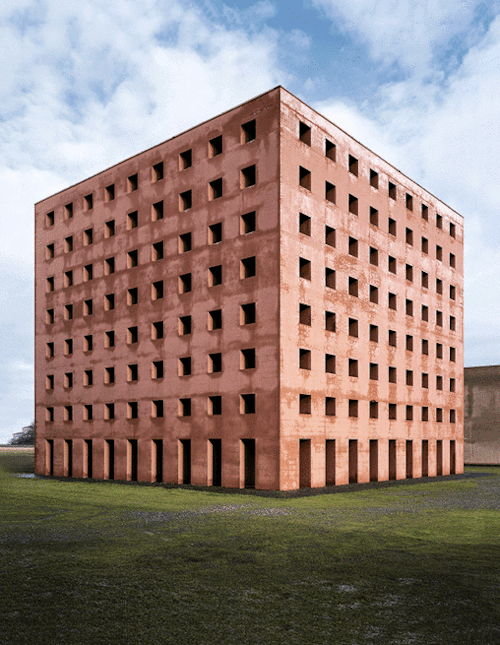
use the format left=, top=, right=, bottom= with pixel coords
left=464, top=365, right=500, bottom=465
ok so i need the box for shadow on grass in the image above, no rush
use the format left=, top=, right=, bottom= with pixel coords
left=35, top=470, right=490, bottom=498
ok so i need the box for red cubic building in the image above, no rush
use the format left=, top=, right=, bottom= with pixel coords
left=35, top=87, right=464, bottom=490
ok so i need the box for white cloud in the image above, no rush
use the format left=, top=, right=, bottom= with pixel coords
left=314, top=11, right=500, bottom=366
left=0, top=0, right=284, bottom=442
left=312, top=0, right=483, bottom=75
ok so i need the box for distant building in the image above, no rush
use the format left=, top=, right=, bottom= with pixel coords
left=35, top=86, right=464, bottom=490
left=464, top=365, right=500, bottom=465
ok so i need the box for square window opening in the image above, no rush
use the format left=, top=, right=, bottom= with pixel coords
left=151, top=281, right=163, bottom=300
left=179, top=315, right=192, bottom=335
left=151, top=321, right=163, bottom=340
left=299, top=121, right=311, bottom=145
left=299, top=166, right=311, bottom=191
left=241, top=256, right=256, bottom=279
left=127, top=249, right=138, bottom=268
left=349, top=155, right=358, bottom=176
left=209, top=178, right=223, bottom=200
left=326, top=182, right=336, bottom=204
left=208, top=396, right=222, bottom=416
left=326, top=268, right=336, bottom=289
left=326, top=397, right=336, bottom=416
left=241, top=119, right=256, bottom=143
left=127, top=211, right=138, bottom=230
left=241, top=393, right=256, bottom=414
left=105, top=184, right=115, bottom=202
left=152, top=241, right=164, bottom=261
left=348, top=277, right=358, bottom=297
left=241, top=165, right=256, bottom=188
left=83, top=265, right=92, bottom=281
left=179, top=273, right=192, bottom=294
left=104, top=294, right=115, bottom=311
left=208, top=265, right=222, bottom=287
left=209, top=135, right=223, bottom=157
left=152, top=162, right=164, bottom=182
left=104, top=331, right=114, bottom=348
left=241, top=303, right=256, bottom=325
left=325, top=354, right=336, bottom=374
left=127, top=174, right=138, bottom=192
left=152, top=201, right=164, bottom=221
left=299, top=257, right=311, bottom=280
left=179, top=357, right=192, bottom=376
left=241, top=348, right=256, bottom=370
left=105, top=220, right=115, bottom=237
left=179, top=399, right=191, bottom=417
left=208, top=353, right=222, bottom=374
left=348, top=317, right=358, bottom=337
left=152, top=400, right=164, bottom=418
left=240, top=211, right=256, bottom=235
left=179, top=190, right=192, bottom=212
left=299, top=348, right=311, bottom=370
left=208, top=309, right=222, bottom=331
left=84, top=194, right=93, bottom=211
left=326, top=139, right=336, bottom=161
left=326, top=311, right=337, bottom=332
left=208, top=222, right=222, bottom=244
left=127, top=326, right=138, bottom=344
left=325, top=225, right=336, bottom=247
left=299, top=394, right=311, bottom=414
left=299, top=303, right=311, bottom=326
left=179, top=149, right=192, bottom=170
left=299, top=213, right=311, bottom=235
left=179, top=232, right=192, bottom=253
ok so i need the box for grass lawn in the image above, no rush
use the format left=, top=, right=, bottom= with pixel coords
left=1, top=452, right=500, bottom=645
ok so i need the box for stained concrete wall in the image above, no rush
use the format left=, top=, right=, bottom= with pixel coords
left=464, top=365, right=500, bottom=465
left=278, top=87, right=464, bottom=490
left=35, top=88, right=282, bottom=489
left=35, top=86, right=464, bottom=490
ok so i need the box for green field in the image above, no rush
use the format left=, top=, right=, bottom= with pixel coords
left=1, top=452, right=500, bottom=645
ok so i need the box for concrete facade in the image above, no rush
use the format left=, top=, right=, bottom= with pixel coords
left=35, top=87, right=464, bottom=490
left=464, top=365, right=500, bottom=465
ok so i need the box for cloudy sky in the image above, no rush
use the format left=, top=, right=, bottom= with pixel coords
left=1, top=0, right=499, bottom=443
